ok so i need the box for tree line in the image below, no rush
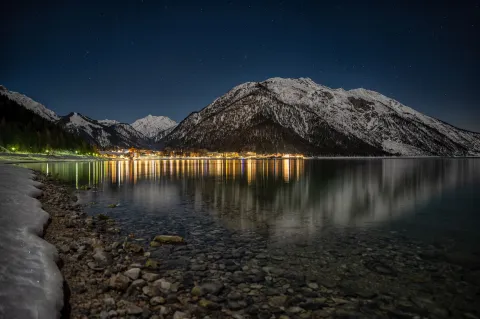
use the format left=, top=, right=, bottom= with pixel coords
left=0, top=94, right=94, bottom=153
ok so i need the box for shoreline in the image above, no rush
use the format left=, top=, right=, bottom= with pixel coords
left=36, top=172, right=167, bottom=319
left=2, top=151, right=480, bottom=165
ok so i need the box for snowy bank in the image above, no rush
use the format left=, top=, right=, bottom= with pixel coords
left=0, top=164, right=63, bottom=319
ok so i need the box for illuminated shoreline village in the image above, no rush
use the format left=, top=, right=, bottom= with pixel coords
left=99, top=148, right=304, bottom=160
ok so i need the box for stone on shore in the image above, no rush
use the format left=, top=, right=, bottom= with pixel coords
left=108, top=274, right=131, bottom=291
left=142, top=272, right=160, bottom=282
left=124, top=268, right=141, bottom=280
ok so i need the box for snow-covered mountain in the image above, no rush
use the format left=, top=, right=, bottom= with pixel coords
left=0, top=85, right=59, bottom=122
left=163, top=77, right=480, bottom=156
left=0, top=86, right=150, bottom=149
left=59, top=113, right=149, bottom=149
left=131, top=115, right=177, bottom=141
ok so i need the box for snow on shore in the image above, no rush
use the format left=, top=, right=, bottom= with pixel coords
left=0, top=164, right=63, bottom=319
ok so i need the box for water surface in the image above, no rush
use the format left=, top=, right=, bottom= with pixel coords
left=20, top=158, right=480, bottom=249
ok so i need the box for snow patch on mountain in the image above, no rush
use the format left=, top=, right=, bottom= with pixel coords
left=65, top=113, right=103, bottom=136
left=131, top=115, right=177, bottom=139
left=0, top=86, right=60, bottom=122
left=98, top=119, right=120, bottom=126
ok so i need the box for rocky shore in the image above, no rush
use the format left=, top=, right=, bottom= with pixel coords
left=37, top=173, right=480, bottom=319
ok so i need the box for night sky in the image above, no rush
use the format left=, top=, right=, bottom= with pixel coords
left=2, top=1, right=479, bottom=130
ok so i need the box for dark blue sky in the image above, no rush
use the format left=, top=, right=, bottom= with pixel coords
left=2, top=0, right=479, bottom=130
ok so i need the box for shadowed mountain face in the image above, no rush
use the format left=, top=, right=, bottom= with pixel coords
left=163, top=78, right=480, bottom=156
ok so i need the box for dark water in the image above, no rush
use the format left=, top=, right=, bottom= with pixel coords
left=19, top=158, right=480, bottom=249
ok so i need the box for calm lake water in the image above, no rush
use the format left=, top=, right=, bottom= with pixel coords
left=19, top=158, right=480, bottom=250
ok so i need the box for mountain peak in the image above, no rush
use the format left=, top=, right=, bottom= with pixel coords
left=131, top=115, right=177, bottom=139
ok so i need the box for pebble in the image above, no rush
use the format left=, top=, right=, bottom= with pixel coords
left=126, top=303, right=143, bottom=315
left=124, top=268, right=141, bottom=280
left=142, top=272, right=160, bottom=282
left=150, top=296, right=166, bottom=306
left=173, top=311, right=189, bottom=319
left=108, top=274, right=131, bottom=291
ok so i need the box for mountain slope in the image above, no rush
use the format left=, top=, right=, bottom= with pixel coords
left=59, top=113, right=149, bottom=149
left=0, top=85, right=152, bottom=150
left=0, top=85, right=59, bottom=122
left=163, top=77, right=480, bottom=156
left=132, top=115, right=177, bottom=140
left=0, top=94, right=93, bottom=152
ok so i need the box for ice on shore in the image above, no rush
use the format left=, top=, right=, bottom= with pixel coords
left=0, top=164, right=63, bottom=319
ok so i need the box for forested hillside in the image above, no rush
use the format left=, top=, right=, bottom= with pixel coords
left=0, top=94, right=94, bottom=153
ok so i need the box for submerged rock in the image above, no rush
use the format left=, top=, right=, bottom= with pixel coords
left=145, top=259, right=160, bottom=269
left=200, top=281, right=224, bottom=295
left=153, top=235, right=185, bottom=244
left=268, top=295, right=287, bottom=308
left=191, top=286, right=203, bottom=296
left=199, top=298, right=221, bottom=310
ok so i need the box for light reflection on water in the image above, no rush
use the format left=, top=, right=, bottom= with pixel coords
left=20, top=159, right=480, bottom=245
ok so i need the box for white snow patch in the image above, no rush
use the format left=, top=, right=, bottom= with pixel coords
left=0, top=165, right=63, bottom=319
left=98, top=119, right=120, bottom=126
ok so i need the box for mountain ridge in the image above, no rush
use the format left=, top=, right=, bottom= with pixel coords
left=2, top=80, right=479, bottom=155
left=161, top=77, right=480, bottom=156
left=0, top=87, right=155, bottom=149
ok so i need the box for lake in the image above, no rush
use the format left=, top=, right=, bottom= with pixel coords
left=19, top=158, right=480, bottom=316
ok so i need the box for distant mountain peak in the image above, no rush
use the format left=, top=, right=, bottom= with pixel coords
left=131, top=115, right=177, bottom=139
